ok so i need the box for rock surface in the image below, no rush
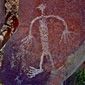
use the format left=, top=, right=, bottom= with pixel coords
left=1, top=0, right=85, bottom=85
left=0, top=0, right=5, bottom=28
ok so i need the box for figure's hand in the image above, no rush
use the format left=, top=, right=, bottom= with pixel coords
left=59, top=29, right=77, bottom=44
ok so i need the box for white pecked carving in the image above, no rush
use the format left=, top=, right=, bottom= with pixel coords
left=14, top=3, right=76, bottom=78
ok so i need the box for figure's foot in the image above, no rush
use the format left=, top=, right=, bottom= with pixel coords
left=27, top=66, right=43, bottom=78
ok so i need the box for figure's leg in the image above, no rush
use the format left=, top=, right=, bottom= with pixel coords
left=39, top=52, right=45, bottom=70
left=48, top=52, right=55, bottom=69
left=27, top=52, right=44, bottom=78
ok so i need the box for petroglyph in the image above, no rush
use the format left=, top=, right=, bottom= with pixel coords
left=14, top=3, right=76, bottom=78
left=59, top=29, right=76, bottom=44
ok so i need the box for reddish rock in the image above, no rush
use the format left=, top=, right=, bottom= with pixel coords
left=1, top=0, right=85, bottom=85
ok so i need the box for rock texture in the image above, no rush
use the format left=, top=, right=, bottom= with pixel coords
left=0, top=0, right=85, bottom=85
left=0, top=0, right=5, bottom=28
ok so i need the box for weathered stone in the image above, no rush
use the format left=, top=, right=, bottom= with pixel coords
left=0, top=0, right=5, bottom=28
left=1, top=0, right=85, bottom=85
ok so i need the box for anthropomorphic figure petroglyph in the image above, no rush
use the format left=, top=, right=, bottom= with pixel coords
left=19, top=4, right=76, bottom=78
